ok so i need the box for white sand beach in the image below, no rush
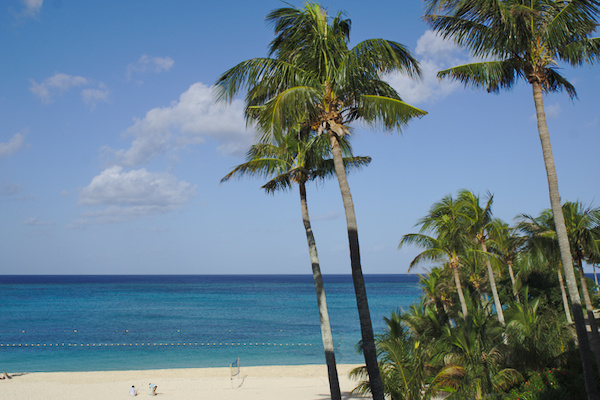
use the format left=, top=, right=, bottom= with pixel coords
left=0, top=364, right=368, bottom=400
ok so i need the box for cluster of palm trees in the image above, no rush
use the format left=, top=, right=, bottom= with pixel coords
left=351, top=191, right=600, bottom=399
left=215, top=1, right=600, bottom=399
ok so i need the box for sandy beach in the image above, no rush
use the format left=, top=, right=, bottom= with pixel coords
left=0, top=364, right=367, bottom=400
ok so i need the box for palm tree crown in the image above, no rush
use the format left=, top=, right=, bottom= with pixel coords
left=425, top=0, right=600, bottom=96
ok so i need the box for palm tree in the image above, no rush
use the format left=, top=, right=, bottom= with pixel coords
left=351, top=310, right=441, bottom=400
left=222, top=130, right=370, bottom=400
left=423, top=1, right=600, bottom=396
left=433, top=303, right=522, bottom=399
left=458, top=190, right=505, bottom=325
left=505, top=289, right=575, bottom=373
left=419, top=267, right=453, bottom=317
left=517, top=211, right=574, bottom=324
left=487, top=218, right=522, bottom=303
left=561, top=202, right=600, bottom=360
left=400, top=195, right=471, bottom=318
left=216, top=4, right=426, bottom=398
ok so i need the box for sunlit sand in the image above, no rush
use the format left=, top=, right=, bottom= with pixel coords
left=0, top=364, right=367, bottom=400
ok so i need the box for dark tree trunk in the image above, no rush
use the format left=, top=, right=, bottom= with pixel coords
left=577, top=258, right=600, bottom=369
left=299, top=182, right=342, bottom=400
left=532, top=82, right=598, bottom=400
left=329, top=132, right=384, bottom=400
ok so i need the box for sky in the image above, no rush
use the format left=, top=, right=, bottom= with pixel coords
left=1, top=0, right=599, bottom=275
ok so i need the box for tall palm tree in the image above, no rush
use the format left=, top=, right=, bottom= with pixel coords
left=216, top=4, right=426, bottom=398
left=458, top=190, right=505, bottom=325
left=423, top=1, right=600, bottom=396
left=222, top=130, right=370, bottom=400
left=400, top=195, right=471, bottom=318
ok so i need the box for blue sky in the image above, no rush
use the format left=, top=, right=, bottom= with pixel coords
left=1, top=0, right=598, bottom=275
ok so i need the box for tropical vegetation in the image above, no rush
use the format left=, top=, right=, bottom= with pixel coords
left=352, top=192, right=600, bottom=400
left=422, top=0, right=600, bottom=395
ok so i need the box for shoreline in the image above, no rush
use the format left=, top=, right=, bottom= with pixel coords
left=0, top=364, right=367, bottom=400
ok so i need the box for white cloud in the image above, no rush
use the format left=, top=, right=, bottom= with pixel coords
left=74, top=166, right=196, bottom=227
left=30, top=73, right=89, bottom=103
left=30, top=73, right=108, bottom=107
left=529, top=103, right=561, bottom=121
left=21, top=0, right=43, bottom=16
left=312, top=211, right=342, bottom=221
left=386, top=30, right=469, bottom=105
left=0, top=182, right=22, bottom=197
left=82, top=83, right=110, bottom=109
left=545, top=103, right=561, bottom=119
left=127, top=55, right=175, bottom=80
left=105, top=82, right=253, bottom=166
left=0, top=132, right=27, bottom=157
left=415, top=30, right=459, bottom=58
left=22, top=217, right=53, bottom=226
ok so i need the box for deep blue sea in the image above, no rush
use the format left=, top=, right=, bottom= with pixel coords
left=0, top=275, right=421, bottom=372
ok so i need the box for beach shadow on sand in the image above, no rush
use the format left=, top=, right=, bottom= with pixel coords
left=230, top=374, right=247, bottom=389
left=311, top=390, right=368, bottom=400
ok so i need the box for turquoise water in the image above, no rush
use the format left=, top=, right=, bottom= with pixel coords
left=0, top=275, right=421, bottom=372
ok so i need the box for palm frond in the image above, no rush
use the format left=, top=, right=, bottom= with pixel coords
left=543, top=68, right=578, bottom=98
left=356, top=95, right=427, bottom=131
left=559, top=36, right=600, bottom=66
left=438, top=59, right=524, bottom=93
left=215, top=58, right=307, bottom=104
left=346, top=39, right=422, bottom=79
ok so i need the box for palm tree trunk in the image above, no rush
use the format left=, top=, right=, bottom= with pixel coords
left=481, top=242, right=504, bottom=325
left=507, top=261, right=520, bottom=303
left=577, top=259, right=600, bottom=369
left=594, top=264, right=599, bottom=292
left=557, top=266, right=574, bottom=324
left=532, top=82, right=598, bottom=399
left=451, top=261, right=468, bottom=317
left=328, top=133, right=384, bottom=400
left=299, top=182, right=342, bottom=400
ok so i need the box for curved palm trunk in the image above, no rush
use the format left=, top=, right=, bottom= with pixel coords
left=577, top=259, right=600, bottom=368
left=532, top=82, right=598, bottom=399
left=329, top=133, right=385, bottom=400
left=451, top=260, right=468, bottom=318
left=481, top=242, right=504, bottom=325
left=557, top=266, right=574, bottom=324
left=299, top=182, right=342, bottom=400
left=507, top=261, right=520, bottom=303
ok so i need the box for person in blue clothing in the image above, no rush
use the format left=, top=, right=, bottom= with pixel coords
left=148, top=383, right=157, bottom=396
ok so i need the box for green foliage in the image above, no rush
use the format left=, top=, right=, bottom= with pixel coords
left=424, top=0, right=600, bottom=96
left=215, top=1, right=427, bottom=138
left=385, top=192, right=600, bottom=400
left=506, top=368, right=587, bottom=400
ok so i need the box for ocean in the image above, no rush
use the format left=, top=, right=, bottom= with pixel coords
left=0, top=275, right=421, bottom=372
